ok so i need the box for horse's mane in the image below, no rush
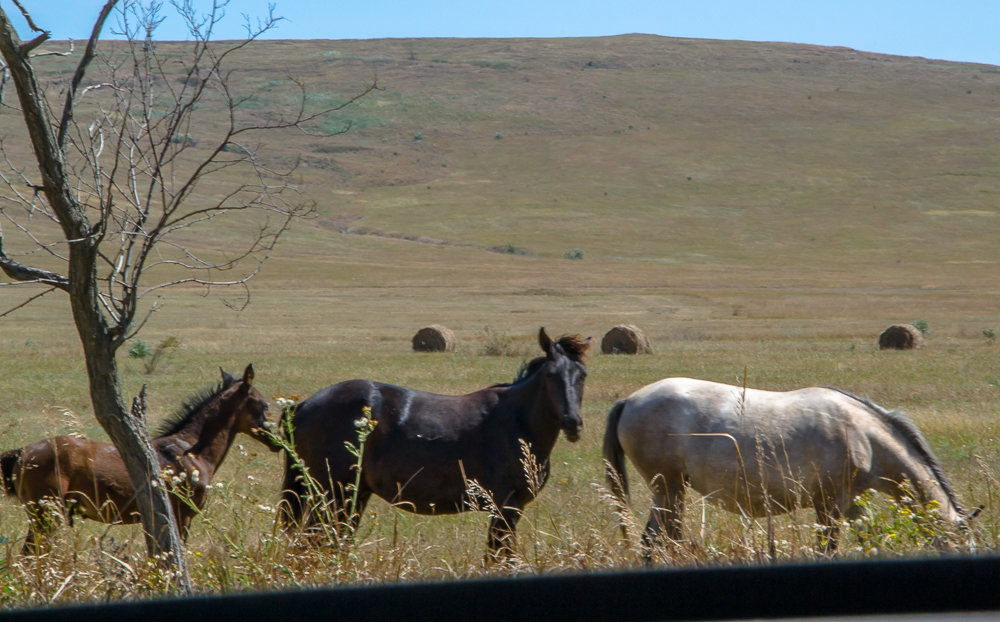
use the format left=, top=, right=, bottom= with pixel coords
left=551, top=333, right=590, bottom=361
left=154, top=377, right=233, bottom=438
left=512, top=358, right=544, bottom=384
left=511, top=333, right=590, bottom=384
left=826, top=386, right=966, bottom=517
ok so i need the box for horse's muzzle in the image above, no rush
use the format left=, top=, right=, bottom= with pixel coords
left=562, top=418, right=582, bottom=442
left=252, top=427, right=284, bottom=453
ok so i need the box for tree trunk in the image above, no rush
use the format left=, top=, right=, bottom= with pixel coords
left=0, top=8, right=191, bottom=592
left=69, top=250, right=191, bottom=589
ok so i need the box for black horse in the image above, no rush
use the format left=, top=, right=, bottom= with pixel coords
left=279, top=327, right=590, bottom=557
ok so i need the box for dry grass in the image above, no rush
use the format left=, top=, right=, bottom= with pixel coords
left=0, top=419, right=990, bottom=606
left=0, top=34, right=998, bottom=606
left=0, top=315, right=996, bottom=605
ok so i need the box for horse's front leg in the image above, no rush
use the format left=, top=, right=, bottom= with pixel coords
left=169, top=483, right=206, bottom=542
left=344, top=487, right=372, bottom=538
left=486, top=504, right=522, bottom=563
left=812, top=493, right=844, bottom=554
left=176, top=510, right=194, bottom=542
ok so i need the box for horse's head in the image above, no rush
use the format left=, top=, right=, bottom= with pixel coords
left=538, top=327, right=590, bottom=442
left=222, top=364, right=281, bottom=453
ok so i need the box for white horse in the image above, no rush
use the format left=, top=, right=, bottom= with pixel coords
left=603, top=377, right=970, bottom=550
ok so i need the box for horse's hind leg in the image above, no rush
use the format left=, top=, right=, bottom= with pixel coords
left=22, top=502, right=58, bottom=555
left=486, top=505, right=522, bottom=563
left=642, top=472, right=685, bottom=561
left=277, top=457, right=349, bottom=538
left=277, top=466, right=307, bottom=532
left=22, top=529, right=44, bottom=556
left=304, top=479, right=371, bottom=544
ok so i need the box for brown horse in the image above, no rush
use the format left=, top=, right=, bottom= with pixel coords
left=604, top=377, right=972, bottom=554
left=0, top=364, right=279, bottom=553
left=279, top=328, right=590, bottom=557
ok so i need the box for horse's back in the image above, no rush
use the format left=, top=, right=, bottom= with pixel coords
left=19, top=435, right=90, bottom=474
left=291, top=378, right=471, bottom=467
left=12, top=436, right=106, bottom=501
left=621, top=377, right=864, bottom=431
left=297, top=379, right=381, bottom=418
left=295, top=378, right=498, bottom=437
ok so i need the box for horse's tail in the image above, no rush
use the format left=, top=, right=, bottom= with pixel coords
left=603, top=400, right=630, bottom=507
left=0, top=448, right=22, bottom=496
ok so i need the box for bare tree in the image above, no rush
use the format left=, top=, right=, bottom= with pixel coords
left=0, top=0, right=372, bottom=590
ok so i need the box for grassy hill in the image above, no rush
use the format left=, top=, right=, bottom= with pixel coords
left=234, top=36, right=999, bottom=304
left=267, top=36, right=986, bottom=360
left=5, top=35, right=998, bottom=340
left=255, top=35, right=1000, bottom=271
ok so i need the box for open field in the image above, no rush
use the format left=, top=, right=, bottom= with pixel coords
left=0, top=35, right=998, bottom=604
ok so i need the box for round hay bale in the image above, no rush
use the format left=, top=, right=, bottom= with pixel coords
left=412, top=325, right=456, bottom=352
left=878, top=324, right=924, bottom=350
left=601, top=324, right=653, bottom=355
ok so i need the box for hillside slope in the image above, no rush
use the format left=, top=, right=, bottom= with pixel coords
left=3, top=35, right=998, bottom=341
left=234, top=36, right=1000, bottom=276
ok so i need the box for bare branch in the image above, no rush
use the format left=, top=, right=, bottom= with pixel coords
left=26, top=39, right=74, bottom=59
left=0, top=283, right=58, bottom=317
left=11, top=0, right=45, bottom=34
left=19, top=31, right=48, bottom=54
left=122, top=295, right=161, bottom=341
left=0, top=229, right=68, bottom=289
left=58, top=1, right=119, bottom=147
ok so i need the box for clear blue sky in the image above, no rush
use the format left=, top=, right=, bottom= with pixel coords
left=9, top=1, right=1000, bottom=67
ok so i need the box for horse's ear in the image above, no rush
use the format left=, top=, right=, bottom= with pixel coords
left=242, top=364, right=255, bottom=387
left=220, top=367, right=236, bottom=387
left=538, top=327, right=552, bottom=352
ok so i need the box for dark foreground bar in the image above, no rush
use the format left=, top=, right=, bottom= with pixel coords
left=3, top=555, right=999, bottom=621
